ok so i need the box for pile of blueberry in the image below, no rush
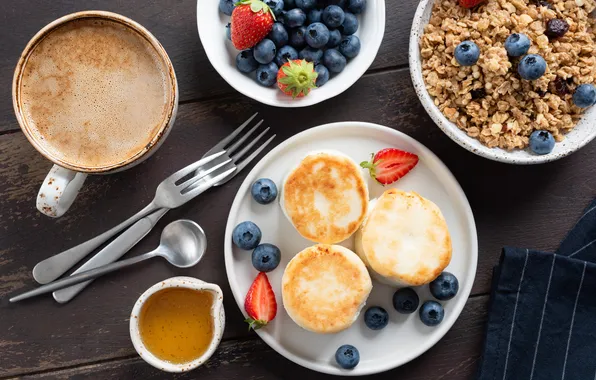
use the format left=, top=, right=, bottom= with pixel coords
left=221, top=0, right=366, bottom=88
left=452, top=16, right=596, bottom=155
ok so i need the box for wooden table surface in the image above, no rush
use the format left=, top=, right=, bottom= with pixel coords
left=1, top=1, right=595, bottom=379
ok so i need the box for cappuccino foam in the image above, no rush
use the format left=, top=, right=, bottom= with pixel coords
left=18, top=17, right=173, bottom=170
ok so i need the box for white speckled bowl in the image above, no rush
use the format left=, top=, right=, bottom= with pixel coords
left=409, top=0, right=596, bottom=164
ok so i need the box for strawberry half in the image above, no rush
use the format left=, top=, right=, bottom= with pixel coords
left=277, top=59, right=318, bottom=98
left=458, top=0, right=486, bottom=8
left=360, top=148, right=419, bottom=185
left=244, top=272, right=277, bottom=330
left=231, top=0, right=275, bottom=50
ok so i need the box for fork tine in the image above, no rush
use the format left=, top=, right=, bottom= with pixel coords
left=176, top=157, right=233, bottom=188
left=225, top=120, right=264, bottom=156
left=169, top=151, right=227, bottom=182
left=203, top=112, right=259, bottom=156
left=181, top=167, right=237, bottom=198
left=234, top=134, right=276, bottom=173
left=231, top=127, right=270, bottom=163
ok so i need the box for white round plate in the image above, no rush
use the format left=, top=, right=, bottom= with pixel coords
left=224, top=122, right=478, bottom=376
left=409, top=0, right=596, bottom=165
left=197, top=1, right=385, bottom=108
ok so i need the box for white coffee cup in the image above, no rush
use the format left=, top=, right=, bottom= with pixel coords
left=12, top=11, right=178, bottom=217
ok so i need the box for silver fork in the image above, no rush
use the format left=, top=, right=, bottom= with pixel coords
left=33, top=113, right=274, bottom=287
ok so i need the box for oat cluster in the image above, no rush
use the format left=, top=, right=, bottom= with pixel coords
left=420, top=0, right=596, bottom=150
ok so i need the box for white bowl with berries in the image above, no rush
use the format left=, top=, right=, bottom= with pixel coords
left=198, top=0, right=385, bottom=107
left=410, top=0, right=596, bottom=164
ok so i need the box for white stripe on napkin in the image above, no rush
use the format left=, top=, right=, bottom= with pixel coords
left=561, top=262, right=586, bottom=380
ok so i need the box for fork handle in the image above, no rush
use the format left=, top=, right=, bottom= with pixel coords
left=32, top=201, right=159, bottom=284
left=52, top=208, right=168, bottom=303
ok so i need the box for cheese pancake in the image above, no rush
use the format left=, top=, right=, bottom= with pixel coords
left=355, top=189, right=452, bottom=286
left=280, top=150, right=368, bottom=244
left=282, top=244, right=372, bottom=334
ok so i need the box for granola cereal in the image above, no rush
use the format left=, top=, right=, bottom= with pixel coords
left=420, top=0, right=596, bottom=150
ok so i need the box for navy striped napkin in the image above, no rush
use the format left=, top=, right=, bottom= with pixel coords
left=477, top=199, right=596, bottom=380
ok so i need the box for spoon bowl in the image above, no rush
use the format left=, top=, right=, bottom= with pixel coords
left=158, top=220, right=207, bottom=268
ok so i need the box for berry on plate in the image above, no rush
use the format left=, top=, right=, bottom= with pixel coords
left=339, top=12, right=358, bottom=35
left=265, top=0, right=285, bottom=16
left=296, top=0, right=316, bottom=10
left=458, top=0, right=485, bottom=8
left=504, top=33, right=530, bottom=57
left=268, top=22, right=289, bottom=47
left=244, top=272, right=277, bottom=330
left=347, top=0, right=366, bottom=14
left=290, top=26, right=307, bottom=48
left=419, top=301, right=444, bottom=326
left=322, top=48, right=346, bottom=73
left=284, top=8, right=307, bottom=27
left=529, top=130, right=555, bottom=155
left=226, top=23, right=232, bottom=41
left=335, top=345, right=360, bottom=369
left=231, top=0, right=276, bottom=50
left=392, top=287, right=420, bottom=314
left=253, top=38, right=277, bottom=64
left=322, top=5, right=345, bottom=28
left=252, top=243, right=282, bottom=272
left=364, top=306, right=389, bottom=330
left=275, top=45, right=299, bottom=66
left=251, top=178, right=278, bottom=204
left=339, top=35, right=360, bottom=58
left=573, top=83, right=596, bottom=108
left=314, top=64, right=330, bottom=86
left=219, top=0, right=236, bottom=15
left=429, top=272, right=459, bottom=301
left=299, top=46, right=324, bottom=64
left=276, top=59, right=318, bottom=98
left=326, top=29, right=342, bottom=48
left=307, top=8, right=323, bottom=23
left=232, top=221, right=262, bottom=250
left=236, top=49, right=259, bottom=73
left=256, top=62, right=279, bottom=86
left=305, top=22, right=330, bottom=48
left=454, top=41, right=480, bottom=66
left=360, top=148, right=419, bottom=185
left=518, top=54, right=547, bottom=80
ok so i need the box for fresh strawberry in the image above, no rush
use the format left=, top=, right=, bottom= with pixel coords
left=244, top=272, right=277, bottom=330
left=458, top=0, right=486, bottom=8
left=360, top=148, right=419, bottom=185
left=231, top=0, right=275, bottom=50
left=276, top=59, right=318, bottom=98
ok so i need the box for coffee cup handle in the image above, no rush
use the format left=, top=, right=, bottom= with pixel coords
left=37, top=165, right=88, bottom=218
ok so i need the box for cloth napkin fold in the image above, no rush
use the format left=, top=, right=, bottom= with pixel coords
left=477, top=199, right=596, bottom=380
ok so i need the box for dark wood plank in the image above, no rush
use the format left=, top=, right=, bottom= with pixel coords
left=20, top=296, right=488, bottom=380
left=0, top=0, right=415, bottom=133
left=2, top=67, right=595, bottom=377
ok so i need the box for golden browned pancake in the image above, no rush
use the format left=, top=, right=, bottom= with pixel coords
left=281, top=244, right=372, bottom=334
left=354, top=189, right=452, bottom=286
left=280, top=150, right=368, bottom=244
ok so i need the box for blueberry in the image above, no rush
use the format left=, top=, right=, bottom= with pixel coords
left=284, top=8, right=306, bottom=27
left=338, top=12, right=358, bottom=35
left=253, top=39, right=277, bottom=65
left=335, top=345, right=359, bottom=369
left=232, top=221, right=262, bottom=250
left=226, top=23, right=232, bottom=41
left=256, top=62, right=279, bottom=87
left=275, top=45, right=299, bottom=66
left=236, top=50, right=259, bottom=73
left=392, top=288, right=419, bottom=314
left=546, top=18, right=569, bottom=38
left=251, top=243, right=281, bottom=272
left=323, top=48, right=346, bottom=73
left=219, top=0, right=235, bottom=15
left=364, top=306, right=389, bottom=330
left=504, top=33, right=530, bottom=57
left=284, top=0, right=296, bottom=8
left=296, top=0, right=317, bottom=10
left=322, top=5, right=345, bottom=28
left=347, top=0, right=366, bottom=14
left=305, top=22, right=330, bottom=48
left=265, top=0, right=285, bottom=16
left=268, top=22, right=289, bottom=47
left=339, top=35, right=360, bottom=58
left=429, top=272, right=459, bottom=301
left=290, top=26, right=307, bottom=48
left=314, top=64, right=330, bottom=86
left=324, top=0, right=348, bottom=7
left=529, top=130, right=555, bottom=155
left=518, top=54, right=547, bottom=80
left=307, top=8, right=323, bottom=23
left=326, top=29, right=342, bottom=48
left=299, top=46, right=324, bottom=64
left=419, top=301, right=444, bottom=327
left=573, top=83, right=596, bottom=108
left=454, top=41, right=480, bottom=66
left=251, top=178, right=278, bottom=204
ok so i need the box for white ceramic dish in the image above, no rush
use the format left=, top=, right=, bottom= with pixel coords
left=197, top=1, right=386, bottom=107
left=409, top=0, right=596, bottom=164
left=224, top=122, right=478, bottom=376
left=129, top=277, right=225, bottom=373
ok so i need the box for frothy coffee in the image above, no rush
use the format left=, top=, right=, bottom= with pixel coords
left=17, top=17, right=173, bottom=171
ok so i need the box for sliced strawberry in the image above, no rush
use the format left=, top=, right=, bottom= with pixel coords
left=360, top=148, right=419, bottom=185
left=458, top=0, right=486, bottom=8
left=244, top=272, right=277, bottom=330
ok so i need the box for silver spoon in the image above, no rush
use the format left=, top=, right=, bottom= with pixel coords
left=10, top=220, right=207, bottom=303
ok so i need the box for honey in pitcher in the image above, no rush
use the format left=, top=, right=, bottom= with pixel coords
left=139, top=288, right=214, bottom=364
